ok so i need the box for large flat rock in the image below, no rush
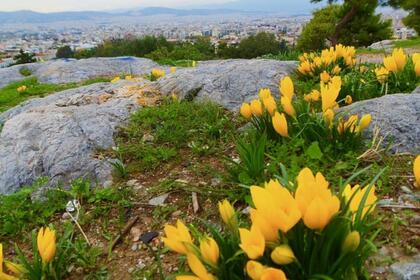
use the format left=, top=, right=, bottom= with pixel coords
left=155, top=59, right=297, bottom=110
left=340, top=88, right=420, bottom=153
left=0, top=57, right=160, bottom=88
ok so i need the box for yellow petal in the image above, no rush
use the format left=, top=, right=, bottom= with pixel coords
left=272, top=112, right=288, bottom=137
left=279, top=76, right=294, bottom=100
left=414, top=155, right=420, bottom=188
left=246, top=261, right=265, bottom=280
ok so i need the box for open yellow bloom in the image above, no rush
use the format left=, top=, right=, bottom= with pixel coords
left=343, top=184, right=377, bottom=219
left=342, top=231, right=360, bottom=253
left=250, top=99, right=263, bottom=117
left=37, top=227, right=56, bottom=264
left=200, top=237, right=219, bottom=266
left=151, top=68, right=165, bottom=79
left=218, top=199, right=236, bottom=227
left=240, top=103, right=252, bottom=119
left=295, top=168, right=340, bottom=230
left=280, top=96, right=296, bottom=117
left=262, top=96, right=277, bottom=116
left=17, top=85, right=27, bottom=93
left=183, top=253, right=215, bottom=280
left=383, top=56, right=398, bottom=72
left=375, top=67, right=389, bottom=84
left=272, top=112, right=288, bottom=137
left=250, top=180, right=301, bottom=240
left=162, top=220, right=193, bottom=255
left=259, top=88, right=272, bottom=100
left=392, top=48, right=407, bottom=71
left=338, top=115, right=359, bottom=134
left=321, top=77, right=341, bottom=112
left=279, top=76, right=294, bottom=100
left=239, top=226, right=265, bottom=259
left=298, top=60, right=311, bottom=75
left=271, top=245, right=295, bottom=265
left=414, top=155, right=420, bottom=188
left=320, top=71, right=330, bottom=83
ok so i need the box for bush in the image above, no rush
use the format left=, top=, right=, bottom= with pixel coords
left=12, top=49, right=36, bottom=65
left=55, top=45, right=74, bottom=59
left=19, top=67, right=32, bottom=77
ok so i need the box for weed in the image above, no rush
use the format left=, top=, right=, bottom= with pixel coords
left=19, top=67, right=32, bottom=77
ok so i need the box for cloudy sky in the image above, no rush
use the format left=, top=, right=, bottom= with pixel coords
left=0, top=0, right=233, bottom=12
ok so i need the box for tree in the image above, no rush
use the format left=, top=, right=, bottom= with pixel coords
left=13, top=49, right=36, bottom=65
left=55, top=45, right=74, bottom=59
left=384, top=0, right=420, bottom=34
left=309, top=0, right=392, bottom=46
left=237, top=32, right=280, bottom=58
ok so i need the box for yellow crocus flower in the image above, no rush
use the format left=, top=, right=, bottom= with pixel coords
left=170, top=67, right=177, bottom=73
left=246, top=261, right=265, bottom=280
left=359, top=114, right=372, bottom=131
left=342, top=231, right=360, bottom=253
left=375, top=67, right=389, bottom=84
left=412, top=53, right=420, bottom=62
left=383, top=56, right=398, bottom=72
left=4, top=261, right=26, bottom=277
left=295, top=168, right=340, bottom=231
left=280, top=96, right=296, bottom=117
left=218, top=200, right=236, bottom=227
left=262, top=96, right=277, bottom=116
left=239, top=226, right=265, bottom=259
left=260, top=268, right=287, bottom=280
left=0, top=244, right=19, bottom=280
left=343, top=184, right=377, bottom=219
left=184, top=253, right=215, bottom=280
left=240, top=103, right=252, bottom=119
left=323, top=109, right=335, bottom=127
left=320, top=71, right=330, bottom=83
left=279, top=76, right=294, bottom=100
left=415, top=61, right=420, bottom=77
left=271, top=245, right=296, bottom=265
left=272, top=112, right=288, bottom=137
left=200, top=237, right=219, bottom=266
left=250, top=180, right=301, bottom=238
left=298, top=60, right=312, bottom=75
left=124, top=75, right=132, bottom=80
left=345, top=95, right=353, bottom=105
left=392, top=48, right=407, bottom=71
left=162, top=220, right=193, bottom=255
left=320, top=78, right=341, bottom=112
left=151, top=68, right=165, bottom=79
left=37, top=227, right=56, bottom=264
left=250, top=99, right=263, bottom=117
left=332, top=65, right=341, bottom=75
left=259, top=88, right=272, bottom=100
left=414, top=155, right=420, bottom=188
left=111, top=76, right=120, bottom=83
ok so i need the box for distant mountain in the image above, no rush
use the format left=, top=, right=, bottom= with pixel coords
left=0, top=10, right=112, bottom=24
left=132, top=7, right=244, bottom=16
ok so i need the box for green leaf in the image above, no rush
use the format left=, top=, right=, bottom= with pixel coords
left=306, top=141, right=323, bottom=160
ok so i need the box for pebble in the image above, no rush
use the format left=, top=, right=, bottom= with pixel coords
left=148, top=193, right=169, bottom=206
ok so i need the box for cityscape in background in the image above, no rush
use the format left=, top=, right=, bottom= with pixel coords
left=0, top=7, right=416, bottom=67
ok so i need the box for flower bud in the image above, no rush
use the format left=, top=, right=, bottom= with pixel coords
left=342, top=231, right=360, bottom=253
left=271, top=245, right=295, bottom=265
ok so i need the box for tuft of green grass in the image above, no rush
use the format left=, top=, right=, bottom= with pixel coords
left=19, top=67, right=32, bottom=77
left=394, top=37, right=420, bottom=49
left=116, top=100, right=238, bottom=172
left=260, top=50, right=301, bottom=61
left=0, top=77, right=111, bottom=113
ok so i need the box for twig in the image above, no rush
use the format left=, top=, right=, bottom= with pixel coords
left=107, top=216, right=139, bottom=257
left=67, top=210, right=91, bottom=246
left=379, top=205, right=419, bottom=210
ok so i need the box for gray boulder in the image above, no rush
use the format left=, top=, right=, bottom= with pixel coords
left=391, top=254, right=420, bottom=280
left=340, top=88, right=420, bottom=154
left=155, top=59, right=297, bottom=110
left=0, top=79, right=148, bottom=194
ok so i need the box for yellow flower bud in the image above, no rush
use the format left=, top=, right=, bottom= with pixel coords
left=323, top=109, right=335, bottom=127
left=279, top=76, right=294, bottom=100
left=415, top=61, right=420, bottom=77
left=250, top=99, right=263, bottom=117
left=259, top=88, right=272, bottom=100
left=240, top=103, right=252, bottom=119
left=414, top=155, right=420, bottom=188
left=262, top=97, right=277, bottom=116
left=272, top=112, right=288, bottom=137
left=320, top=71, right=330, bottom=83
left=281, top=96, right=296, bottom=117
left=359, top=114, right=372, bottom=131
left=271, top=245, right=295, bottom=265
left=37, top=227, right=57, bottom=264
left=246, top=261, right=265, bottom=280
left=200, top=237, right=219, bottom=266
left=260, top=268, right=287, bottom=280
left=218, top=200, right=236, bottom=227
left=162, top=220, right=193, bottom=255
left=345, top=95, right=353, bottom=105
left=342, top=231, right=360, bottom=253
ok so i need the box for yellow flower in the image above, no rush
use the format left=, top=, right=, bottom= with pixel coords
left=272, top=112, right=288, bottom=137
left=342, top=231, right=360, bottom=253
left=345, top=95, right=352, bottom=105
left=375, top=67, right=389, bottom=84
left=309, top=90, right=320, bottom=102
left=359, top=65, right=368, bottom=73
left=279, top=76, right=294, bottom=100
left=218, top=200, right=236, bottom=227
left=413, top=53, right=420, bottom=62
left=358, top=114, right=372, bottom=131
left=151, top=68, right=165, bottom=79
left=262, top=97, right=277, bottom=116
left=280, top=96, right=296, bottom=117
left=240, top=103, right=252, bottom=119
left=17, top=85, right=27, bottom=93
left=111, top=77, right=120, bottom=83
left=162, top=220, right=193, bottom=255
left=415, top=61, right=420, bottom=77
left=239, top=226, right=265, bottom=259
left=323, top=109, right=335, bottom=127
left=170, top=67, right=177, bottom=73
left=37, top=227, right=56, bottom=264
left=304, top=94, right=312, bottom=102
left=338, top=115, right=359, bottom=134
left=413, top=155, right=420, bottom=188
left=259, top=88, right=272, bottom=100
left=250, top=99, right=263, bottom=117
left=295, top=168, right=340, bottom=230
left=298, top=60, right=311, bottom=75
left=271, top=245, right=295, bottom=265
left=321, top=77, right=341, bottom=112
left=383, top=56, right=397, bottom=72
left=0, top=244, right=19, bottom=280
left=184, top=253, right=215, bottom=280
left=332, top=65, right=341, bottom=75
left=250, top=180, right=301, bottom=239
left=200, top=237, right=219, bottom=266
left=246, top=261, right=265, bottom=280
left=192, top=61, right=197, bottom=67
left=320, top=71, right=330, bottom=83
left=260, top=268, right=287, bottom=280
left=4, top=261, right=26, bottom=277
left=124, top=75, right=132, bottom=80
left=392, top=48, right=407, bottom=71
left=343, top=184, right=377, bottom=219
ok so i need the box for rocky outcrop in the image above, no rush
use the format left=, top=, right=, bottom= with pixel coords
left=340, top=87, right=420, bottom=153
left=0, top=57, right=161, bottom=88
left=156, top=59, right=297, bottom=110
left=0, top=79, right=155, bottom=194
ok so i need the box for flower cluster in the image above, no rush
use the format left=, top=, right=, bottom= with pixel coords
left=151, top=68, right=166, bottom=80
left=375, top=49, right=420, bottom=84
left=16, top=85, right=27, bottom=93
left=163, top=167, right=378, bottom=279
left=297, top=44, right=356, bottom=78
left=0, top=227, right=56, bottom=279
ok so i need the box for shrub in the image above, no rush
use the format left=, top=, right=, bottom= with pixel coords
left=55, top=45, right=74, bottom=59
left=19, top=67, right=32, bottom=77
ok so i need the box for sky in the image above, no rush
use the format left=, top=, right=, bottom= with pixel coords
left=0, top=0, right=318, bottom=13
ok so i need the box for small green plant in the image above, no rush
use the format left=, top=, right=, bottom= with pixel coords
left=19, top=67, right=32, bottom=77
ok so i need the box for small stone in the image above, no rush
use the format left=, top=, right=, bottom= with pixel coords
left=126, top=179, right=139, bottom=188
left=171, top=210, right=182, bottom=217
left=130, top=226, right=141, bottom=242
left=131, top=244, right=138, bottom=251
left=62, top=212, right=72, bottom=220
left=141, top=134, right=154, bottom=143
left=128, top=267, right=135, bottom=274
left=175, top=179, right=189, bottom=184
left=211, top=178, right=221, bottom=187
left=140, top=231, right=159, bottom=244
left=148, top=193, right=169, bottom=206
left=401, top=186, right=413, bottom=194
